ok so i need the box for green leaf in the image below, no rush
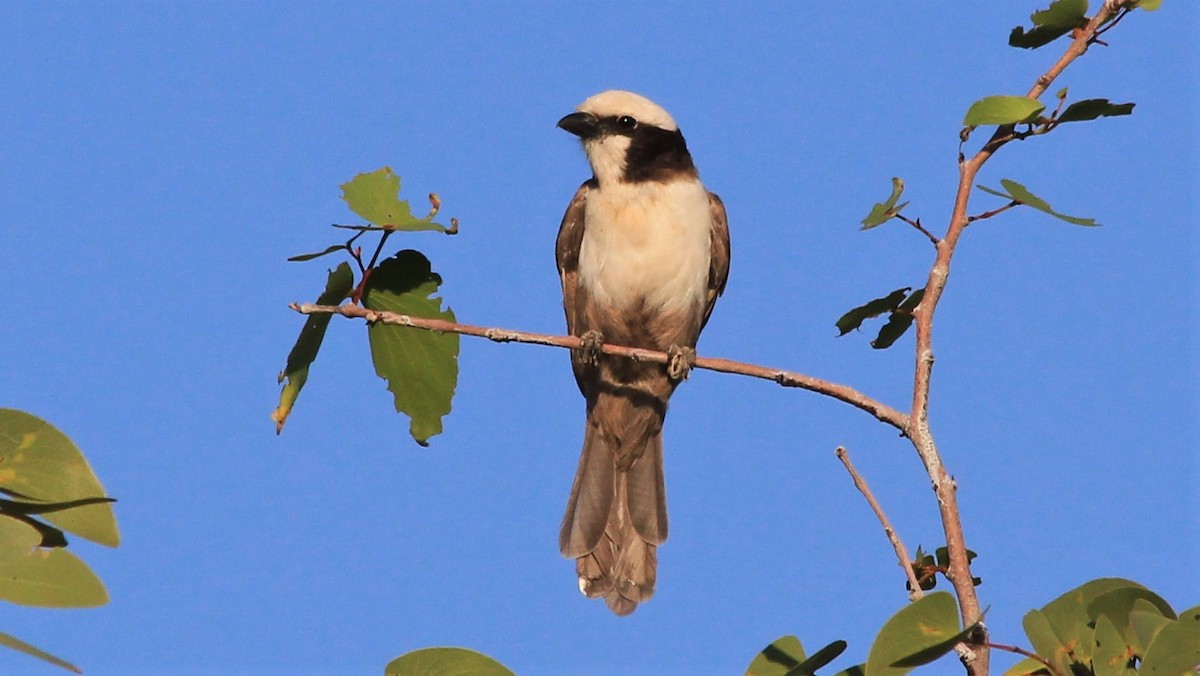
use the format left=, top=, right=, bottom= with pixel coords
left=1032, top=0, right=1088, bottom=27
left=932, top=546, right=976, bottom=570
left=0, top=629, right=81, bottom=673
left=1090, top=615, right=1129, bottom=676
left=746, top=637, right=845, bottom=676
left=746, top=635, right=806, bottom=676
left=836, top=288, right=910, bottom=336
left=1130, top=603, right=1174, bottom=656
left=1141, top=605, right=1200, bottom=674
left=288, top=244, right=346, bottom=262
left=384, top=647, right=514, bottom=676
left=363, top=250, right=460, bottom=446
left=273, top=262, right=355, bottom=434
left=0, top=516, right=107, bottom=607
left=831, top=666, right=865, bottom=676
left=0, top=409, right=118, bottom=547
left=975, top=179, right=1099, bottom=226
left=1009, top=0, right=1088, bottom=49
left=898, top=289, right=925, bottom=312
left=0, top=515, right=50, bottom=555
left=1056, top=98, right=1136, bottom=123
left=793, top=640, right=847, bottom=675
left=340, top=167, right=447, bottom=233
left=860, top=177, right=908, bottom=229
left=1087, top=586, right=1176, bottom=641
left=866, top=592, right=964, bottom=675
left=870, top=288, right=927, bottom=349
left=1002, top=656, right=1051, bottom=676
left=1022, top=609, right=1074, bottom=674
left=871, top=313, right=914, bottom=350
left=1133, top=0, right=1162, bottom=10
left=963, top=96, right=1045, bottom=126
left=1036, top=578, right=1148, bottom=665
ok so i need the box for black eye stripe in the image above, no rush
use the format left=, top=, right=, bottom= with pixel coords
left=597, top=115, right=640, bottom=136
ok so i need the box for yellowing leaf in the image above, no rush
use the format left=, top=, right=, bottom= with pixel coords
left=0, top=516, right=107, bottom=608
left=0, top=410, right=118, bottom=547
left=274, top=263, right=355, bottom=434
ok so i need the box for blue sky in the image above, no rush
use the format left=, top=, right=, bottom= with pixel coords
left=2, top=3, right=1195, bottom=675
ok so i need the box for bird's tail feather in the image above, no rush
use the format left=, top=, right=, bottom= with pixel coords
left=559, top=394, right=666, bottom=615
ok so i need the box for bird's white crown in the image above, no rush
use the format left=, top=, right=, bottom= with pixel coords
left=576, top=90, right=678, bottom=131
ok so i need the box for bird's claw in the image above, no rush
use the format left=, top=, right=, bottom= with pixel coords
left=577, top=330, right=605, bottom=366
left=666, top=345, right=696, bottom=382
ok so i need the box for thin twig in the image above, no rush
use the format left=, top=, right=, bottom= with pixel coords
left=966, top=202, right=1019, bottom=224
left=1092, top=5, right=1132, bottom=42
left=986, top=642, right=1062, bottom=676
left=291, top=302, right=910, bottom=432
left=835, top=447, right=924, bottom=601
left=896, top=214, right=940, bottom=245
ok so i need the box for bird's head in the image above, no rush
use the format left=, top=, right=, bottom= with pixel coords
left=558, top=90, right=696, bottom=186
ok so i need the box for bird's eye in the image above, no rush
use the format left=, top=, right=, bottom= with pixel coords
left=616, top=116, right=638, bottom=130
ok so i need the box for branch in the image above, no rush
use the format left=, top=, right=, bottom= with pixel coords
left=906, top=4, right=1131, bottom=671
left=291, top=302, right=909, bottom=432
left=835, top=447, right=923, bottom=601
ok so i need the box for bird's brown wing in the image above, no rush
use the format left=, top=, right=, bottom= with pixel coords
left=702, top=192, right=732, bottom=333
left=556, top=180, right=595, bottom=390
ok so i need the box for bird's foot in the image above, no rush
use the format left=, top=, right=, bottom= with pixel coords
left=577, top=330, right=605, bottom=366
left=666, top=345, right=696, bottom=382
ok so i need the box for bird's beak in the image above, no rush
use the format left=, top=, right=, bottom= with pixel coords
left=557, top=112, right=600, bottom=139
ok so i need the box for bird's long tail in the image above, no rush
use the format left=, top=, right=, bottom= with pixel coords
left=559, top=391, right=667, bottom=616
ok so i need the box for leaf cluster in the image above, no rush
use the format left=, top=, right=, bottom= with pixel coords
left=0, top=408, right=121, bottom=673
left=836, top=287, right=926, bottom=350
left=394, top=579, right=1197, bottom=675
left=908, top=546, right=981, bottom=592
left=1008, top=578, right=1199, bottom=676
left=1008, top=0, right=1161, bottom=50
left=274, top=168, right=460, bottom=446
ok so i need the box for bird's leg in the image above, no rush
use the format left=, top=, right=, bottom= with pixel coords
left=666, top=345, right=696, bottom=382
left=577, top=330, right=605, bottom=367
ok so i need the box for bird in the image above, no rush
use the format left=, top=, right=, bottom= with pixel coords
left=554, top=90, right=731, bottom=615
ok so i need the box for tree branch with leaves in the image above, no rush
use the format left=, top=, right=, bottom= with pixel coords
left=276, top=2, right=1196, bottom=674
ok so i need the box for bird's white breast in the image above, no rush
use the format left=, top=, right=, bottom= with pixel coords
left=578, top=179, right=712, bottom=314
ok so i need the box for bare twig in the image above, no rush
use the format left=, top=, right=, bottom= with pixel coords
left=907, top=4, right=1130, bottom=672
left=966, top=202, right=1020, bottom=224
left=836, top=447, right=924, bottom=601
left=896, top=214, right=940, bottom=245
left=986, top=642, right=1062, bottom=676
left=292, top=302, right=910, bottom=432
